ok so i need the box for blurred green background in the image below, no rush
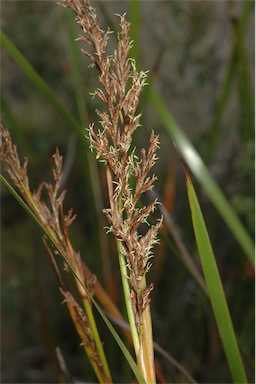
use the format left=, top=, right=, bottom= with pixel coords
left=1, top=1, right=254, bottom=383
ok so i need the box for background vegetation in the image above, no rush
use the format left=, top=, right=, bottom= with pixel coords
left=1, top=1, right=254, bottom=383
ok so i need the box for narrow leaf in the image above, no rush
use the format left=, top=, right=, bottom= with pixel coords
left=1, top=175, right=46, bottom=235
left=150, top=89, right=254, bottom=263
left=0, top=31, right=82, bottom=138
left=181, top=160, right=248, bottom=384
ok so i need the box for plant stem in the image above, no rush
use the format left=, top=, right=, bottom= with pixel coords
left=82, top=298, right=112, bottom=383
left=137, top=276, right=156, bottom=384
left=116, top=188, right=155, bottom=383
left=117, top=239, right=140, bottom=355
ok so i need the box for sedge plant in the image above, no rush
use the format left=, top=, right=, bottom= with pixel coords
left=1, top=1, right=251, bottom=383
left=1, top=0, right=163, bottom=382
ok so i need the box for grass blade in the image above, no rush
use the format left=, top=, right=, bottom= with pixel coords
left=150, top=89, right=254, bottom=263
left=1, top=29, right=102, bottom=258
left=92, top=298, right=146, bottom=384
left=1, top=175, right=46, bottom=234
left=180, top=160, right=248, bottom=383
left=0, top=30, right=82, bottom=138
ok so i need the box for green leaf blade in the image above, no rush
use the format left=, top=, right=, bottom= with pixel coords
left=150, top=89, right=254, bottom=263
left=0, top=30, right=82, bottom=138
left=183, top=166, right=248, bottom=384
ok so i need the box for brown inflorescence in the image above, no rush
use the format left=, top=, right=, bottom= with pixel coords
left=61, top=0, right=163, bottom=329
left=0, top=122, right=110, bottom=377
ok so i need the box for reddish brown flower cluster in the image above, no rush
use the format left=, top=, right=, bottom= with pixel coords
left=62, top=0, right=162, bottom=329
left=0, top=123, right=103, bottom=373
left=0, top=124, right=75, bottom=265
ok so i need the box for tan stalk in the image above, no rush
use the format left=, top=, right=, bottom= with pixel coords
left=137, top=277, right=155, bottom=384
left=63, top=224, right=112, bottom=383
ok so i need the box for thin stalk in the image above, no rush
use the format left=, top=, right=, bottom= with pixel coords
left=114, top=58, right=156, bottom=383
left=69, top=256, right=112, bottom=382
left=137, top=276, right=156, bottom=384
left=61, top=291, right=110, bottom=384
left=91, top=291, right=147, bottom=384
left=35, top=211, right=111, bottom=380
left=17, top=179, right=61, bottom=246
left=117, top=239, right=140, bottom=355
left=82, top=298, right=112, bottom=383
left=116, top=212, right=156, bottom=384
left=114, top=106, right=140, bottom=355
left=108, top=125, right=155, bottom=382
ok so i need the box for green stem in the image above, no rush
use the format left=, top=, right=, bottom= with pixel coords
left=82, top=298, right=112, bottom=383
left=117, top=239, right=140, bottom=355
left=112, top=106, right=140, bottom=356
